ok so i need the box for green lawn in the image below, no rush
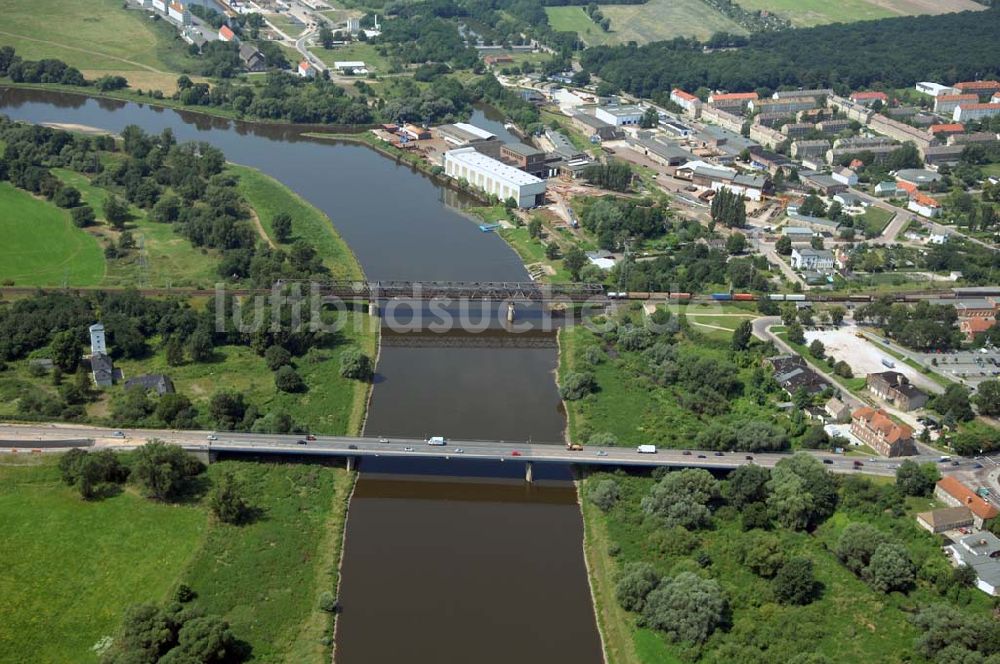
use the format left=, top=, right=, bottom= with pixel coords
left=0, top=181, right=105, bottom=286
left=52, top=169, right=222, bottom=288
left=580, top=472, right=995, bottom=664
left=0, top=456, right=205, bottom=663
left=0, top=0, right=199, bottom=81
left=0, top=455, right=354, bottom=664
left=861, top=206, right=895, bottom=236
left=545, top=7, right=610, bottom=46
left=312, top=42, right=389, bottom=74
left=736, top=0, right=894, bottom=26
left=265, top=12, right=307, bottom=38
left=232, top=165, right=363, bottom=281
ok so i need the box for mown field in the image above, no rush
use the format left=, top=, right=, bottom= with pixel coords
left=738, top=0, right=985, bottom=26
left=547, top=0, right=746, bottom=46
left=0, top=181, right=105, bottom=287
left=0, top=0, right=199, bottom=91
left=580, top=471, right=993, bottom=664
left=0, top=455, right=353, bottom=664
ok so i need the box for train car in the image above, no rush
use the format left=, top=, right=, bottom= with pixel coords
left=848, top=294, right=872, bottom=302
left=768, top=294, right=786, bottom=301
left=626, top=292, right=652, bottom=300
left=732, top=293, right=755, bottom=301
left=711, top=293, right=733, bottom=301
left=953, top=287, right=999, bottom=297
left=606, top=291, right=627, bottom=299
left=669, top=292, right=692, bottom=301
left=785, top=294, right=807, bottom=301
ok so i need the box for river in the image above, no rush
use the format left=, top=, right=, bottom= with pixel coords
left=0, top=88, right=602, bottom=663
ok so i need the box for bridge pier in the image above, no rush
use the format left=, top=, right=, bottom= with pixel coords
left=191, top=449, right=217, bottom=465
left=345, top=455, right=357, bottom=472
left=368, top=301, right=378, bottom=317
left=524, top=461, right=533, bottom=483
left=506, top=303, right=515, bottom=323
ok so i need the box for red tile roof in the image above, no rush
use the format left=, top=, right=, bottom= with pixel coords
left=896, top=180, right=918, bottom=194
left=913, top=193, right=940, bottom=207
left=937, top=476, right=999, bottom=521
left=219, top=25, right=235, bottom=40
left=961, top=317, right=996, bottom=334
left=852, top=407, right=913, bottom=443
left=929, top=123, right=964, bottom=134
left=954, top=80, right=1000, bottom=92
left=957, top=103, right=1000, bottom=111
left=851, top=91, right=888, bottom=100
left=937, top=94, right=979, bottom=102
left=672, top=89, right=698, bottom=102
left=711, top=92, right=758, bottom=101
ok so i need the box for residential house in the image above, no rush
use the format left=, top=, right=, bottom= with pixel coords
left=936, top=476, right=999, bottom=530
left=850, top=91, right=888, bottom=106
left=825, top=397, right=851, bottom=423
left=773, top=88, right=832, bottom=99
left=89, top=323, right=107, bottom=355
left=953, top=81, right=1000, bottom=99
left=948, top=532, right=1000, bottom=596
left=948, top=132, right=1000, bottom=146
left=850, top=407, right=916, bottom=457
left=749, top=123, right=786, bottom=150
left=833, top=191, right=866, bottom=208
left=916, top=506, right=974, bottom=534
left=782, top=227, right=815, bottom=242
left=867, top=114, right=934, bottom=149
left=670, top=88, right=701, bottom=116
left=297, top=60, right=316, bottom=78
left=791, top=247, right=836, bottom=272
left=790, top=139, right=830, bottom=160
left=707, top=91, right=758, bottom=113
left=90, top=353, right=114, bottom=388
left=908, top=193, right=941, bottom=218
left=124, top=374, right=176, bottom=395
left=832, top=167, right=858, bottom=186
left=816, top=119, right=851, bottom=134
left=934, top=93, right=979, bottom=115
left=781, top=122, right=815, bottom=139
left=238, top=43, right=266, bottom=72
left=953, top=103, right=1000, bottom=123
left=922, top=144, right=966, bottom=166
left=699, top=106, right=745, bottom=133
left=747, top=147, right=791, bottom=174
left=219, top=24, right=236, bottom=42
left=875, top=181, right=905, bottom=197
left=167, top=1, right=189, bottom=25
left=750, top=97, right=818, bottom=116
left=866, top=371, right=929, bottom=411
left=929, top=123, right=965, bottom=138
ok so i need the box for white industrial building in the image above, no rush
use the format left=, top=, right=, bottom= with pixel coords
left=915, top=82, right=957, bottom=97
left=595, top=105, right=644, bottom=127
left=444, top=148, right=546, bottom=208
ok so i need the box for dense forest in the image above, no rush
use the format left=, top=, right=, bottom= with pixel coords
left=581, top=8, right=1000, bottom=98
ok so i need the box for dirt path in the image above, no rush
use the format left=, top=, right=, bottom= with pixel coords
left=247, top=208, right=276, bottom=249
left=0, top=30, right=164, bottom=73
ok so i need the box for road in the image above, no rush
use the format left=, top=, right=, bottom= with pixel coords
left=0, top=423, right=973, bottom=478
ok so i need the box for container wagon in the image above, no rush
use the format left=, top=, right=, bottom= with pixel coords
left=732, top=293, right=755, bottom=301
left=711, top=293, right=733, bottom=301
left=785, top=294, right=807, bottom=301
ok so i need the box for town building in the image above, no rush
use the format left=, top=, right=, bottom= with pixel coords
left=948, top=533, right=1000, bottom=596
left=661, top=120, right=694, bottom=137
left=747, top=147, right=791, bottom=174
left=670, top=89, right=701, bottom=115
left=960, top=317, right=997, bottom=341
left=571, top=112, right=623, bottom=141
left=595, top=104, right=644, bottom=127
left=781, top=122, right=815, bottom=139
left=749, top=123, right=786, bottom=150
left=219, top=25, right=236, bottom=42
left=297, top=60, right=316, bottom=78
left=815, top=119, right=851, bottom=134
left=499, top=142, right=552, bottom=178
left=238, top=43, right=266, bottom=72
left=895, top=168, right=941, bottom=187
left=922, top=144, right=966, bottom=166
left=868, top=114, right=934, bottom=149
left=124, top=374, right=176, bottom=395
left=850, top=407, right=916, bottom=457
left=825, top=397, right=851, bottom=423
left=953, top=103, right=1000, bottom=123
left=89, top=323, right=107, bottom=355
left=167, top=1, right=189, bottom=25
left=833, top=191, right=866, bottom=208
left=774, top=88, right=832, bottom=100
left=699, top=106, right=745, bottom=134
left=916, top=506, right=974, bottom=534
left=400, top=124, right=430, bottom=141
left=832, top=167, right=858, bottom=186
left=953, top=298, right=998, bottom=317
left=866, top=371, right=928, bottom=411
left=765, top=355, right=830, bottom=398
left=756, top=111, right=792, bottom=128
left=782, top=227, right=815, bottom=242
left=628, top=137, right=692, bottom=167
left=949, top=132, right=1000, bottom=146
left=915, top=82, right=958, bottom=97
left=152, top=0, right=166, bottom=12
left=936, top=477, right=999, bottom=530
left=444, top=147, right=546, bottom=208
left=708, top=91, right=758, bottom=113
left=875, top=181, right=905, bottom=197
left=715, top=173, right=769, bottom=202
left=790, top=247, right=835, bottom=272
left=545, top=129, right=587, bottom=162
left=953, top=81, right=1000, bottom=99
left=750, top=97, right=818, bottom=116
left=908, top=193, right=941, bottom=218
left=790, top=139, right=830, bottom=160
left=929, top=123, right=965, bottom=138
left=799, top=172, right=847, bottom=196
left=438, top=123, right=501, bottom=157
left=934, top=93, right=979, bottom=115
left=850, top=91, right=888, bottom=106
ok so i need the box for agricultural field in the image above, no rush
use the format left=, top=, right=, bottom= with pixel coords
left=595, top=0, right=746, bottom=45
left=0, top=0, right=199, bottom=90
left=0, top=455, right=353, bottom=664
left=738, top=0, right=985, bottom=27
left=0, top=181, right=105, bottom=287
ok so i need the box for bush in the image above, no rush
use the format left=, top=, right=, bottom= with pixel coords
left=641, top=572, right=726, bottom=644
left=318, top=591, right=338, bottom=613
left=588, top=479, right=619, bottom=511
left=174, top=584, right=196, bottom=603
left=773, top=557, right=820, bottom=605
left=71, top=204, right=96, bottom=227
left=339, top=347, right=373, bottom=380
left=208, top=470, right=253, bottom=524
left=274, top=365, right=306, bottom=393
left=130, top=440, right=203, bottom=501
left=560, top=371, right=596, bottom=400
left=616, top=562, right=660, bottom=612
left=588, top=432, right=618, bottom=446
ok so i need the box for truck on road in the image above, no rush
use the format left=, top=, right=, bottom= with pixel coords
left=637, top=445, right=657, bottom=454
left=566, top=442, right=583, bottom=451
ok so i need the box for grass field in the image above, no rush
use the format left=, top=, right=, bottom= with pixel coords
left=232, top=165, right=363, bottom=281
left=737, top=0, right=984, bottom=26
left=0, top=456, right=205, bottom=662
left=861, top=206, right=895, bottom=236
left=593, top=0, right=745, bottom=45
left=0, top=0, right=198, bottom=82
left=0, top=455, right=354, bottom=664
left=0, top=182, right=105, bottom=287
left=580, top=471, right=995, bottom=664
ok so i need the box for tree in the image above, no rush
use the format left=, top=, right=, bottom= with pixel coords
left=187, top=329, right=214, bottom=363
left=616, top=562, right=660, bottom=612
left=545, top=242, right=560, bottom=260
left=563, top=247, right=587, bottom=281
left=641, top=572, right=726, bottom=644
left=930, top=384, right=974, bottom=422
left=272, top=212, right=293, bottom=243
left=209, top=391, right=248, bottom=430
left=208, top=470, right=252, bottom=524
left=809, top=235, right=825, bottom=250
left=710, top=188, right=746, bottom=228
left=131, top=440, right=203, bottom=501
left=766, top=453, right=837, bottom=530
left=640, top=106, right=659, bottom=129
left=866, top=541, right=915, bottom=593
left=799, top=193, right=826, bottom=217
left=731, top=319, right=753, bottom=351
left=641, top=468, right=718, bottom=530
left=773, top=557, right=819, bottom=605
left=150, top=194, right=181, bottom=223
left=339, top=347, right=373, bottom=380
left=725, top=464, right=770, bottom=509
left=105, top=603, right=175, bottom=662
left=741, top=531, right=785, bottom=578
left=589, top=478, right=619, bottom=511
left=528, top=217, right=543, bottom=239
left=828, top=306, right=846, bottom=326
left=165, top=337, right=185, bottom=367
left=800, top=425, right=830, bottom=450
left=50, top=330, right=82, bottom=372
left=787, top=321, right=805, bottom=345
left=58, top=449, right=128, bottom=499
left=53, top=185, right=81, bottom=208
left=835, top=522, right=888, bottom=574
left=974, top=379, right=1000, bottom=416
left=274, top=365, right=306, bottom=392
left=725, top=232, right=747, bottom=255
left=895, top=459, right=939, bottom=496
left=319, top=26, right=335, bottom=49
left=559, top=371, right=596, bottom=400
left=775, top=235, right=792, bottom=255
left=264, top=345, right=291, bottom=371
left=104, top=195, right=129, bottom=229
left=809, top=339, right=825, bottom=359
left=71, top=204, right=96, bottom=227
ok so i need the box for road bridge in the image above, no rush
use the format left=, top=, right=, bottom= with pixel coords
left=0, top=424, right=967, bottom=482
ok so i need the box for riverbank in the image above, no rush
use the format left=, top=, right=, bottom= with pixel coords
left=0, top=454, right=357, bottom=663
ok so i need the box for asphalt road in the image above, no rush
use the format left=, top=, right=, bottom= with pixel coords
left=0, top=423, right=974, bottom=477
